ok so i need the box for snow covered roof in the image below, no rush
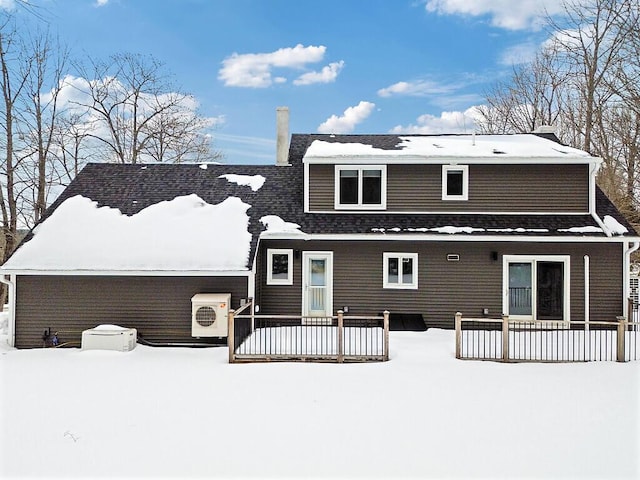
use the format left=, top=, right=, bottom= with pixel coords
left=2, top=163, right=292, bottom=273
left=303, top=133, right=595, bottom=163
left=219, top=174, right=265, bottom=191
left=3, top=195, right=252, bottom=271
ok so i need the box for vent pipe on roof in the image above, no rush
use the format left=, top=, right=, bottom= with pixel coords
left=276, top=106, right=290, bottom=166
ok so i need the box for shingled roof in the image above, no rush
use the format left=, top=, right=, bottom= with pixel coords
left=4, top=132, right=637, bottom=272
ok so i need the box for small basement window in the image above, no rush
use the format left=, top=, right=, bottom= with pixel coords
left=267, top=249, right=293, bottom=285
left=442, top=165, right=469, bottom=201
left=383, top=253, right=418, bottom=289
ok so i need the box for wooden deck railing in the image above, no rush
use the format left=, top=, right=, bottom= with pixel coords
left=228, top=307, right=390, bottom=363
left=455, top=312, right=640, bottom=362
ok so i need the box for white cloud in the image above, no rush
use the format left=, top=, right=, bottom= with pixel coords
left=317, top=101, right=376, bottom=134
left=431, top=93, right=485, bottom=110
left=218, top=44, right=328, bottom=88
left=390, top=106, right=482, bottom=134
left=0, top=0, right=15, bottom=10
left=293, top=61, right=344, bottom=86
left=424, top=0, right=566, bottom=30
left=377, top=79, right=459, bottom=97
left=499, top=41, right=539, bottom=65
left=214, top=133, right=275, bottom=147
left=94, top=0, right=109, bottom=6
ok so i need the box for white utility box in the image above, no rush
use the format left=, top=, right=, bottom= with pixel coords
left=81, top=325, right=137, bottom=351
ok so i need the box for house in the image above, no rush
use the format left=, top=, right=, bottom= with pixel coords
left=2, top=109, right=638, bottom=347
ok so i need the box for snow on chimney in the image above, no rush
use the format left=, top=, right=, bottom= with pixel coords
left=276, top=106, right=289, bottom=166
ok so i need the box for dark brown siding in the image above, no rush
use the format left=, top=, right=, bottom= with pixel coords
left=308, top=164, right=589, bottom=212
left=15, top=275, right=248, bottom=348
left=257, top=240, right=623, bottom=329
left=258, top=245, right=303, bottom=316
left=308, top=164, right=334, bottom=211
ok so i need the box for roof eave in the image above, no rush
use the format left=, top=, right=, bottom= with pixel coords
left=303, top=155, right=601, bottom=165
left=0, top=268, right=252, bottom=277
left=254, top=232, right=635, bottom=242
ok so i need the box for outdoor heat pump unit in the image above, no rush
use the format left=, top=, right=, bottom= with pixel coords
left=191, top=293, right=231, bottom=338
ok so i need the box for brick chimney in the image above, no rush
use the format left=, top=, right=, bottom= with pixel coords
left=276, top=106, right=289, bottom=166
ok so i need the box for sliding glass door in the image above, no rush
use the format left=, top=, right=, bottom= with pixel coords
left=505, top=256, right=569, bottom=321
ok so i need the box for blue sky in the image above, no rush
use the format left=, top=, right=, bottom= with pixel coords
left=16, top=0, right=568, bottom=164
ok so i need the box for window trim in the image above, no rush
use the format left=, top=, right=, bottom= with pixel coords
left=266, top=248, right=294, bottom=285
left=383, top=252, right=419, bottom=289
left=334, top=165, right=387, bottom=210
left=442, top=164, right=469, bottom=201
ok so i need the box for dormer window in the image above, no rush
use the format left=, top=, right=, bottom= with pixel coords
left=442, top=165, right=469, bottom=201
left=335, top=165, right=387, bottom=209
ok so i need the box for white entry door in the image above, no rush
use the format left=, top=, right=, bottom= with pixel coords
left=302, top=252, right=333, bottom=317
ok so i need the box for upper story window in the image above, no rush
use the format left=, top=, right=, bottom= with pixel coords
left=335, top=165, right=387, bottom=210
left=442, top=165, right=469, bottom=201
left=267, top=248, right=293, bottom=285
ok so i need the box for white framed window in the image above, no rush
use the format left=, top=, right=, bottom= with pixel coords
left=383, top=253, right=418, bottom=289
left=335, top=165, right=387, bottom=210
left=442, top=165, right=469, bottom=201
left=267, top=249, right=293, bottom=285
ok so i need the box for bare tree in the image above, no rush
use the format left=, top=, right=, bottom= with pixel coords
left=545, top=0, right=631, bottom=153
left=477, top=48, right=567, bottom=134
left=592, top=102, right=640, bottom=222
left=139, top=94, right=218, bottom=163
left=71, top=53, right=219, bottom=164
left=50, top=112, right=94, bottom=185
left=0, top=15, right=31, bottom=262
left=608, top=0, right=640, bottom=114
left=20, top=30, right=69, bottom=223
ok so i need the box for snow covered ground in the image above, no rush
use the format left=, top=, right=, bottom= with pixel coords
left=1, top=324, right=638, bottom=479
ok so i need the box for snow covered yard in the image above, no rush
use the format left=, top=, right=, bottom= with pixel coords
left=1, top=328, right=638, bottom=479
